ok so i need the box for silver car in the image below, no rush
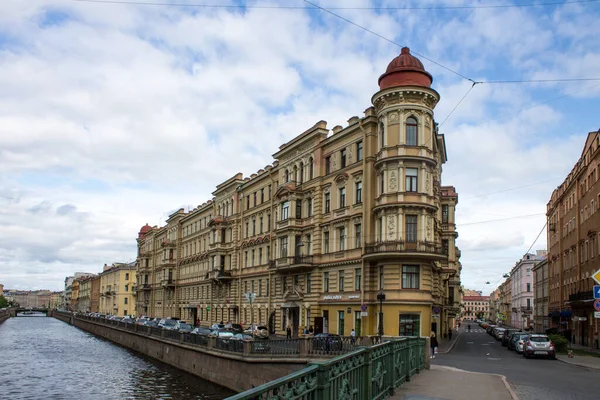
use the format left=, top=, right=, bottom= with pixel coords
left=523, top=334, right=556, bottom=359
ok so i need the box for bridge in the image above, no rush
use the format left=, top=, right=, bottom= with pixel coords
left=14, top=308, right=49, bottom=316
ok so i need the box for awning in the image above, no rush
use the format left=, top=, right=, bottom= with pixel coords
left=280, top=302, right=299, bottom=308
left=559, top=310, right=572, bottom=318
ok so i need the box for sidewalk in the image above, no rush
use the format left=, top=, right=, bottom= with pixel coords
left=556, top=353, right=600, bottom=370
left=390, top=365, right=517, bottom=400
left=436, top=325, right=463, bottom=354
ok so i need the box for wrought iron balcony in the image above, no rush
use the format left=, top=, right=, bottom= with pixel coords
left=568, top=290, right=593, bottom=303
left=161, top=239, right=177, bottom=248
left=363, top=240, right=446, bottom=261
left=520, top=306, right=533, bottom=314
left=207, top=269, right=233, bottom=282
left=161, top=278, right=175, bottom=288
left=140, top=283, right=152, bottom=291
left=269, top=255, right=314, bottom=273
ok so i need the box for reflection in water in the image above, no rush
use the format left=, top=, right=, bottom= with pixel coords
left=0, top=317, right=234, bottom=400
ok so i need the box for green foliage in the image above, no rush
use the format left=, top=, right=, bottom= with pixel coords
left=549, top=334, right=568, bottom=353
left=0, top=295, right=9, bottom=308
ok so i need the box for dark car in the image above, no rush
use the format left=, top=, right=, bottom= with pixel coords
left=506, top=331, right=525, bottom=350
left=230, top=324, right=244, bottom=334
left=501, top=329, right=519, bottom=346
left=312, top=333, right=342, bottom=352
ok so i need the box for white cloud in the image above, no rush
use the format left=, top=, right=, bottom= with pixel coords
left=0, top=0, right=599, bottom=292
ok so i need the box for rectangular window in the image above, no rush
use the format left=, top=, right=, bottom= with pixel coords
left=125, top=273, right=129, bottom=280
left=252, top=220, right=256, bottom=236
left=338, top=227, right=345, bottom=251
left=280, top=237, right=288, bottom=258
left=281, top=201, right=290, bottom=220
left=258, top=248, right=263, bottom=265
left=405, top=215, right=418, bottom=243
left=124, top=297, right=128, bottom=305
left=259, top=217, right=263, bottom=234
left=380, top=173, right=385, bottom=195
left=402, top=265, right=420, bottom=289
left=324, top=231, right=330, bottom=253
left=251, top=250, right=255, bottom=267
left=244, top=251, right=248, bottom=267
left=339, top=270, right=345, bottom=291
left=324, top=193, right=331, bottom=213
left=325, top=156, right=331, bottom=174
left=261, top=188, right=264, bottom=203
left=341, top=149, right=347, bottom=168
left=246, top=196, right=250, bottom=210
left=442, top=239, right=448, bottom=255
left=258, top=279, right=262, bottom=296
left=442, top=205, right=449, bottom=223
left=307, top=198, right=313, bottom=217
left=253, top=192, right=257, bottom=207
left=406, top=168, right=418, bottom=192
left=355, top=223, right=362, bottom=248
left=355, top=268, right=361, bottom=291
left=296, top=201, right=302, bottom=219
left=527, top=298, right=531, bottom=309
left=245, top=222, right=249, bottom=238
left=355, top=182, right=362, bottom=204
left=339, top=187, right=346, bottom=208
left=324, top=272, right=330, bottom=292
left=399, top=314, right=420, bottom=336
left=526, top=283, right=531, bottom=292
left=356, top=141, right=363, bottom=161
left=306, top=273, right=312, bottom=294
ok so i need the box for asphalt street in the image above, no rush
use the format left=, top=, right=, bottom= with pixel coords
left=433, top=328, right=600, bottom=400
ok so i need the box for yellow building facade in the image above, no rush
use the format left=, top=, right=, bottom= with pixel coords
left=99, top=263, right=136, bottom=316
left=135, top=48, right=461, bottom=337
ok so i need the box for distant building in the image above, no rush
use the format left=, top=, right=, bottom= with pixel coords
left=547, top=129, right=600, bottom=347
left=50, top=292, right=62, bottom=309
left=99, top=262, right=136, bottom=317
left=463, top=288, right=483, bottom=297
left=489, top=289, right=500, bottom=323
left=510, top=252, right=544, bottom=330
left=533, top=258, right=549, bottom=333
left=461, top=296, right=490, bottom=321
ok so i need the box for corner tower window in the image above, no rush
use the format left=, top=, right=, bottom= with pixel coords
left=406, top=117, right=418, bottom=146
left=379, top=122, right=385, bottom=149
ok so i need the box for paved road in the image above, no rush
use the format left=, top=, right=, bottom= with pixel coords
left=434, top=328, right=600, bottom=400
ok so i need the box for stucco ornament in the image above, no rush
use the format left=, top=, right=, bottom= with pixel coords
left=426, top=217, right=432, bottom=240
left=389, top=171, right=397, bottom=191
left=425, top=173, right=430, bottom=192
left=389, top=112, right=398, bottom=122
left=387, top=215, right=396, bottom=238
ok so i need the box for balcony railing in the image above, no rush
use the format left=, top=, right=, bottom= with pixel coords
left=520, top=306, right=532, bottom=314
left=207, top=269, right=233, bottom=282
left=269, top=255, right=314, bottom=272
left=161, top=278, right=175, bottom=288
left=364, top=240, right=445, bottom=258
left=140, top=283, right=152, bottom=291
left=568, top=290, right=593, bottom=303
left=161, top=240, right=177, bottom=248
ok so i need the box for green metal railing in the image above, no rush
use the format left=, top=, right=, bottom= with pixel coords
left=225, top=336, right=426, bottom=400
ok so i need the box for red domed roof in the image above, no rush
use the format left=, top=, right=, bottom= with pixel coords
left=139, top=223, right=152, bottom=235
left=378, top=47, right=433, bottom=90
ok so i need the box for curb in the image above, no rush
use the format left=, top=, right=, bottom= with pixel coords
left=556, top=356, right=600, bottom=370
left=432, top=365, right=519, bottom=400
left=437, top=331, right=462, bottom=354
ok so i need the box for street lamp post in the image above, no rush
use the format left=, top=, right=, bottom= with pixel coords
left=377, top=291, right=386, bottom=336
left=244, top=292, right=256, bottom=339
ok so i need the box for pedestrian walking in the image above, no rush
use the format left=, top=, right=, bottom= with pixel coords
left=448, top=328, right=453, bottom=341
left=350, top=328, right=356, bottom=344
left=430, top=332, right=438, bottom=359
left=467, top=324, right=471, bottom=332
left=286, top=326, right=292, bottom=339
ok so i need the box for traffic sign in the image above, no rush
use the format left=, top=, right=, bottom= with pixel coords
left=360, top=311, right=368, bottom=317
left=592, top=269, right=600, bottom=285
left=594, top=285, right=600, bottom=299
left=433, top=307, right=441, bottom=315
left=361, top=304, right=367, bottom=312
left=594, top=299, right=600, bottom=312
left=595, top=311, right=600, bottom=319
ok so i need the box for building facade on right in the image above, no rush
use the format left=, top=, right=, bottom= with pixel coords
left=547, top=129, right=600, bottom=348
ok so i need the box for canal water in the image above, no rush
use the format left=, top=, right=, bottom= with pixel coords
left=0, top=315, right=235, bottom=400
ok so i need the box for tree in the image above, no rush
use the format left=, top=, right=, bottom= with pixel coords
left=0, top=295, right=9, bottom=308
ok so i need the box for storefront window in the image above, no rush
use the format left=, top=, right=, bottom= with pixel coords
left=399, top=314, right=420, bottom=336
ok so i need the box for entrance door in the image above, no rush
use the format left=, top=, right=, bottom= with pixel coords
left=314, top=317, right=324, bottom=334
left=323, top=310, right=329, bottom=333
left=431, top=322, right=437, bottom=337
left=355, top=311, right=362, bottom=336
left=291, top=308, right=300, bottom=337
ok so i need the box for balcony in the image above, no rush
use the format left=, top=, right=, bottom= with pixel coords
left=568, top=290, right=593, bottom=304
left=520, top=306, right=533, bottom=314
left=363, top=240, right=446, bottom=261
left=207, top=269, right=233, bottom=282
left=105, top=291, right=112, bottom=296
left=161, top=239, right=176, bottom=248
left=140, top=283, right=152, bottom=291
left=269, top=255, right=314, bottom=273
left=159, top=258, right=176, bottom=268
left=161, top=278, right=175, bottom=288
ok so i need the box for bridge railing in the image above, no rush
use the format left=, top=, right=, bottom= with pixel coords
left=225, top=336, right=426, bottom=400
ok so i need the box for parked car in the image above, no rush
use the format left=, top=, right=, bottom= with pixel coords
left=312, top=333, right=343, bottom=352
left=210, top=323, right=225, bottom=330
left=174, top=321, right=194, bottom=333
left=244, top=325, right=270, bottom=339
left=523, top=334, right=556, bottom=359
left=135, top=317, right=150, bottom=326
left=493, top=328, right=506, bottom=340
left=210, top=329, right=235, bottom=339
left=506, top=332, right=525, bottom=350
left=501, top=329, right=519, bottom=346
left=191, top=327, right=212, bottom=335
left=486, top=325, right=497, bottom=334
left=144, top=320, right=159, bottom=328
left=230, top=324, right=244, bottom=334
left=513, top=333, right=531, bottom=354
left=158, top=318, right=178, bottom=330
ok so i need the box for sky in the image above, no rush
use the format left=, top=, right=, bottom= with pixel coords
left=1, top=0, right=599, bottom=293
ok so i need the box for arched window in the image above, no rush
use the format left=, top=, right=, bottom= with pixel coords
left=284, top=169, right=289, bottom=182
left=299, top=162, right=304, bottom=184
left=406, top=117, right=418, bottom=146
left=379, top=122, right=385, bottom=149
left=309, top=157, right=314, bottom=180
left=293, top=165, right=298, bottom=183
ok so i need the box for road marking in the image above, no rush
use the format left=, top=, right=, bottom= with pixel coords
left=481, top=343, right=489, bottom=346
left=466, top=341, right=474, bottom=344
left=487, top=358, right=501, bottom=361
